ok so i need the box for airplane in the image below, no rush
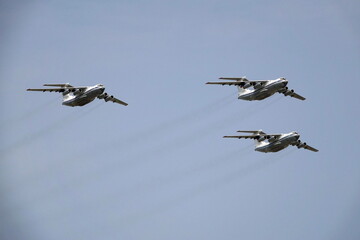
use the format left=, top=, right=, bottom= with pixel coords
left=223, top=130, right=318, bottom=153
left=206, top=77, right=305, bottom=101
left=27, top=83, right=128, bottom=107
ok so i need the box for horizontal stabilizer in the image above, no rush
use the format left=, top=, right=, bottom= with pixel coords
left=237, top=130, right=266, bottom=134
left=219, top=77, right=248, bottom=81
left=43, top=83, right=73, bottom=87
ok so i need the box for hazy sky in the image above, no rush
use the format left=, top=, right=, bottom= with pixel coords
left=1, top=1, right=359, bottom=240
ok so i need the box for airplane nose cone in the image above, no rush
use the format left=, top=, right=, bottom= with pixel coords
left=283, top=80, right=288, bottom=87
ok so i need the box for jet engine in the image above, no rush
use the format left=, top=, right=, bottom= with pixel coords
left=297, top=141, right=307, bottom=148
left=73, top=89, right=81, bottom=94
left=98, top=93, right=106, bottom=99
left=257, top=136, right=266, bottom=141
left=63, top=89, right=71, bottom=95
left=266, top=136, right=276, bottom=141
left=253, top=82, right=262, bottom=89
left=284, top=89, right=294, bottom=96
left=105, top=95, right=114, bottom=102
left=243, top=82, right=251, bottom=88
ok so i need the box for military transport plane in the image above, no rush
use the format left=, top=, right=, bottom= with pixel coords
left=224, top=130, right=318, bottom=153
left=206, top=77, right=305, bottom=101
left=27, top=83, right=128, bottom=107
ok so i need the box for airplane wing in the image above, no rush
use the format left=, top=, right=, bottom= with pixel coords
left=100, top=93, right=128, bottom=106
left=279, top=88, right=306, bottom=100
left=27, top=87, right=87, bottom=93
left=224, top=134, right=282, bottom=140
left=303, top=144, right=319, bottom=152
left=27, top=88, right=66, bottom=92
left=206, top=81, right=247, bottom=86
left=110, top=97, right=128, bottom=106
left=223, top=135, right=260, bottom=139
left=206, top=80, right=268, bottom=86
left=291, top=141, right=319, bottom=152
left=290, top=92, right=306, bottom=101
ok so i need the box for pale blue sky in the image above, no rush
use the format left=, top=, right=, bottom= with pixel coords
left=1, top=1, right=360, bottom=240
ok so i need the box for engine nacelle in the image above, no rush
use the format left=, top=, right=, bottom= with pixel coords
left=105, top=96, right=113, bottom=102
left=266, top=136, right=276, bottom=141
left=297, top=142, right=307, bottom=148
left=63, top=89, right=71, bottom=95
left=284, top=89, right=294, bottom=96
left=73, top=89, right=81, bottom=94
left=253, top=82, right=262, bottom=89
left=98, top=93, right=106, bottom=99
left=257, top=136, right=266, bottom=141
left=243, top=82, right=251, bottom=88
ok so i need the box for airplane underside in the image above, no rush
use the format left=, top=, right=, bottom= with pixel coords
left=256, top=144, right=288, bottom=153
left=62, top=87, right=104, bottom=107
left=63, top=96, right=96, bottom=107
left=255, top=135, right=299, bottom=153
left=239, top=90, right=276, bottom=101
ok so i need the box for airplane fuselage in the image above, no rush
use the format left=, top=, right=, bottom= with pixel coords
left=238, top=79, right=288, bottom=101
left=62, top=85, right=105, bottom=107
left=255, top=132, right=300, bottom=153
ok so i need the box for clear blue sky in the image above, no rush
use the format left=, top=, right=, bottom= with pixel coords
left=1, top=1, right=359, bottom=239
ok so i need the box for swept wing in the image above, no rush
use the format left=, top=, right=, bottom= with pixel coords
left=290, top=92, right=306, bottom=100
left=279, top=88, right=306, bottom=100
left=224, top=133, right=282, bottom=140
left=291, top=141, right=319, bottom=152
left=206, top=80, right=268, bottom=87
left=98, top=92, right=128, bottom=106
left=27, top=86, right=87, bottom=93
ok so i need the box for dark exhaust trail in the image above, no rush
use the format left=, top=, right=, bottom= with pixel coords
left=135, top=95, right=283, bottom=159
left=2, top=93, right=238, bottom=191
left=0, top=102, right=104, bottom=159
left=87, top=92, right=237, bottom=154
left=116, top=148, right=296, bottom=227
left=0, top=96, right=60, bottom=129
left=6, top=143, right=254, bottom=218
left=1, top=95, right=277, bottom=206
left=132, top=91, right=237, bottom=135
left=25, top=95, right=280, bottom=198
left=93, top=144, right=254, bottom=207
